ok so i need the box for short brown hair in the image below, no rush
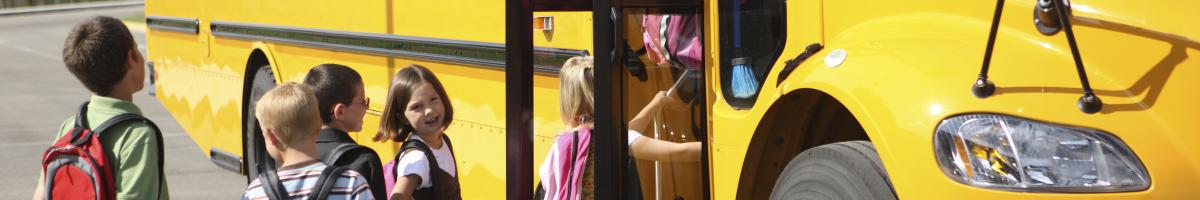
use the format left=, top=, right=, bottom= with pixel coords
left=303, top=63, right=363, bottom=124
left=374, top=64, right=454, bottom=142
left=62, top=16, right=135, bottom=96
left=256, top=83, right=322, bottom=147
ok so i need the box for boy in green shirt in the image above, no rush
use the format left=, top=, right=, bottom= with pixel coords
left=33, top=16, right=169, bottom=200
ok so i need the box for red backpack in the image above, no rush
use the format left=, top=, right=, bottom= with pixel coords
left=40, top=102, right=164, bottom=200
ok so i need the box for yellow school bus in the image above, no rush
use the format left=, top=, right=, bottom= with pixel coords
left=147, top=0, right=1199, bottom=199
left=144, top=0, right=595, bottom=198
left=571, top=0, right=1199, bottom=199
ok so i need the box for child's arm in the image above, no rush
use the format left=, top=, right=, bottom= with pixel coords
left=390, top=174, right=422, bottom=200
left=627, top=91, right=701, bottom=162
left=628, top=91, right=679, bottom=134
left=390, top=149, right=428, bottom=200
left=31, top=173, right=44, bottom=200
left=629, top=138, right=702, bottom=162
left=35, top=119, right=72, bottom=200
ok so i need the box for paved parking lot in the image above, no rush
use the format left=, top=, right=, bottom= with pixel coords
left=0, top=6, right=248, bottom=199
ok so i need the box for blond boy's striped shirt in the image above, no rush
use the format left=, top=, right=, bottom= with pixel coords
left=242, top=162, right=373, bottom=200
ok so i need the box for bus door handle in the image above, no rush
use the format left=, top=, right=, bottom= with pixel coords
left=776, top=43, right=823, bottom=86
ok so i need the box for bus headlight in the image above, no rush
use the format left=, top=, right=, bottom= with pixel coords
left=933, top=114, right=1149, bottom=192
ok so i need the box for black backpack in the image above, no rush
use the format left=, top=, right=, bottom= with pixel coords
left=317, top=131, right=387, bottom=200
left=321, top=143, right=375, bottom=168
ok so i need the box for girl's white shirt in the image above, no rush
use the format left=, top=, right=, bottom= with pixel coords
left=396, top=134, right=458, bottom=189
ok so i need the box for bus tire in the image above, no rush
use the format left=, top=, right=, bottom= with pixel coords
left=243, top=64, right=276, bottom=182
left=769, top=141, right=896, bottom=200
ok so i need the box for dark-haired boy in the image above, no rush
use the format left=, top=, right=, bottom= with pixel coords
left=33, top=16, right=169, bottom=200
left=304, top=64, right=386, bottom=200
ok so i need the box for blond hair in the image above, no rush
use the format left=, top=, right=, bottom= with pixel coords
left=559, top=56, right=594, bottom=126
left=256, top=83, right=322, bottom=147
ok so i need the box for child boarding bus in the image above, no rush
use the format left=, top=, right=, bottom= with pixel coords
left=520, top=0, right=1199, bottom=199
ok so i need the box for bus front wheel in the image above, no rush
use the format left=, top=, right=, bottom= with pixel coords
left=769, top=141, right=896, bottom=200
left=243, top=64, right=276, bottom=183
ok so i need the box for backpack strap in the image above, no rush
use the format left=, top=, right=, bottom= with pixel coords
left=92, top=114, right=156, bottom=135
left=67, top=102, right=90, bottom=146
left=400, top=135, right=456, bottom=173
left=72, top=101, right=168, bottom=200
left=321, top=143, right=368, bottom=166
left=309, top=165, right=350, bottom=200
left=565, top=131, right=579, bottom=197
left=398, top=138, right=439, bottom=190
left=259, top=168, right=289, bottom=200
left=96, top=113, right=167, bottom=200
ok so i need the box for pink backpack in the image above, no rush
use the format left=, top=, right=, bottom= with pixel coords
left=642, top=14, right=703, bottom=70
left=553, top=128, right=591, bottom=200
left=383, top=159, right=396, bottom=196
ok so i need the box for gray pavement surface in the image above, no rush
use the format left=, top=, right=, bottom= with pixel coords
left=0, top=6, right=248, bottom=199
left=0, top=1, right=144, bottom=17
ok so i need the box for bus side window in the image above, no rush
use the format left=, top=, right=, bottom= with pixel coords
left=719, top=0, right=786, bottom=108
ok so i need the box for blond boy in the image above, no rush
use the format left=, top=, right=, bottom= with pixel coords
left=242, top=83, right=373, bottom=200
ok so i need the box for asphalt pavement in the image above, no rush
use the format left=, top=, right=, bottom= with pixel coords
left=0, top=6, right=248, bottom=199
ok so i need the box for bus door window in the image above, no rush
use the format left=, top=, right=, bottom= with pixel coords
left=719, top=0, right=786, bottom=108
left=622, top=7, right=708, bottom=200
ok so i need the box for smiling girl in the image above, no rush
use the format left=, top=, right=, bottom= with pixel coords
left=374, top=64, right=462, bottom=200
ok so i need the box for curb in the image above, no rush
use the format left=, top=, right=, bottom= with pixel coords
left=0, top=1, right=144, bottom=17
